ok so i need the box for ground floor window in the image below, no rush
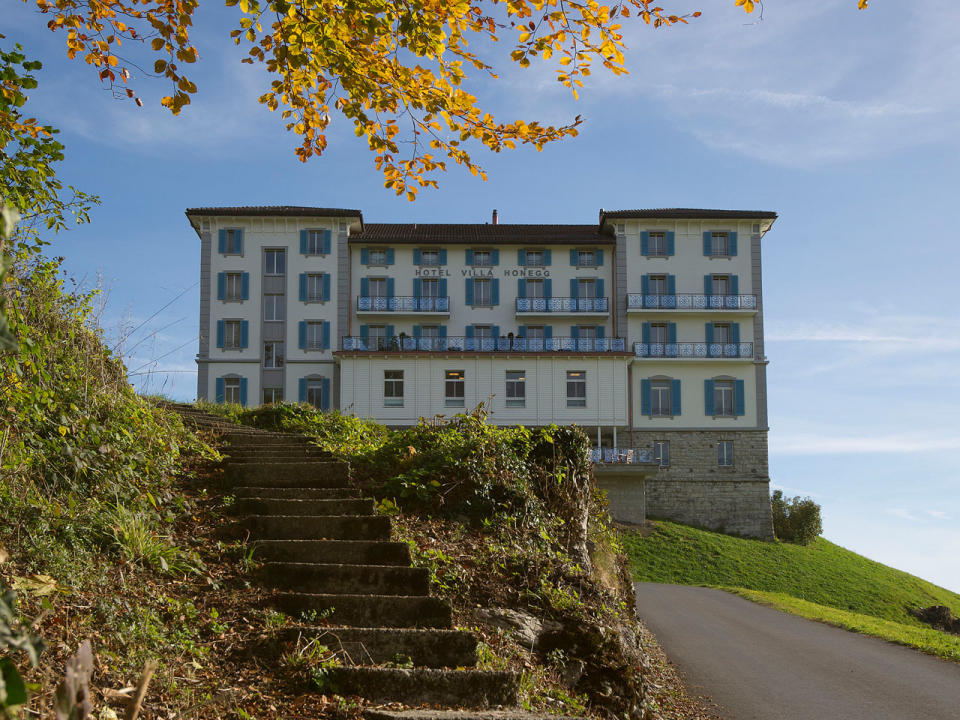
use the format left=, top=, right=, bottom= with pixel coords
left=718, top=440, right=734, bottom=467
left=654, top=440, right=670, bottom=467
left=224, top=377, right=241, bottom=404
left=305, top=379, right=324, bottom=409
left=262, top=387, right=283, bottom=404
left=566, top=370, right=586, bottom=407
left=384, top=370, right=404, bottom=406
left=505, top=370, right=526, bottom=407
left=445, top=370, right=465, bottom=406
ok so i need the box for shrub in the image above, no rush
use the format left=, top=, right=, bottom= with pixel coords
left=771, top=490, right=823, bottom=545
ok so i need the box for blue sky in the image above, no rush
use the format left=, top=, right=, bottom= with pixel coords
left=6, top=1, right=959, bottom=592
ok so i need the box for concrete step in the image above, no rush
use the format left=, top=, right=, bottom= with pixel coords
left=276, top=627, right=477, bottom=668
left=259, top=563, right=429, bottom=596
left=235, top=497, right=374, bottom=516
left=226, top=462, right=350, bottom=487
left=233, top=487, right=361, bottom=500
left=364, top=712, right=584, bottom=720
left=277, top=593, right=451, bottom=628
left=252, top=539, right=411, bottom=565
left=226, top=450, right=333, bottom=460
left=323, top=667, right=518, bottom=707
left=244, top=515, right=391, bottom=541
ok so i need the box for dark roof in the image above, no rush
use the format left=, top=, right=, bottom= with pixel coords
left=185, top=206, right=363, bottom=218
left=351, top=223, right=614, bottom=245
left=601, top=208, right=778, bottom=221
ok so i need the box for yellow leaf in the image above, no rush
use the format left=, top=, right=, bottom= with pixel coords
left=58, top=425, right=68, bottom=436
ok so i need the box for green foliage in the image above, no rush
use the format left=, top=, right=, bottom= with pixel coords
left=0, top=588, right=45, bottom=713
left=624, top=520, right=960, bottom=628
left=771, top=489, right=823, bottom=545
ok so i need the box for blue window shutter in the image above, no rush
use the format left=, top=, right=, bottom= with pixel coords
left=241, top=272, right=250, bottom=300
left=596, top=326, right=605, bottom=339
left=730, top=231, right=738, bottom=256
left=491, top=279, right=499, bottom=305
left=543, top=249, right=551, bottom=266
left=596, top=249, right=604, bottom=266
left=439, top=278, right=447, bottom=297
left=216, top=320, right=224, bottom=348
left=518, top=249, right=526, bottom=266
left=703, top=231, right=711, bottom=256
left=671, top=379, right=682, bottom=416
left=596, top=279, right=604, bottom=298
left=413, top=249, right=422, bottom=265
left=322, top=273, right=331, bottom=301
left=413, top=278, right=422, bottom=298
left=641, top=380, right=651, bottom=415
left=544, top=325, right=552, bottom=339
left=323, top=229, right=332, bottom=255
left=731, top=275, right=739, bottom=296
left=668, top=322, right=677, bottom=344
left=641, top=275, right=650, bottom=295
left=240, top=321, right=249, bottom=348
left=386, top=278, right=395, bottom=298
left=298, top=378, right=307, bottom=403
left=300, top=229, right=308, bottom=255
left=569, top=249, right=577, bottom=266
left=732, top=323, right=740, bottom=344
left=544, top=279, right=552, bottom=299
left=491, top=249, right=499, bottom=266
left=704, top=275, right=713, bottom=295
left=465, top=325, right=474, bottom=339
left=465, top=278, right=474, bottom=305
left=640, top=231, right=649, bottom=256
left=517, top=326, right=526, bottom=338
left=438, top=249, right=447, bottom=265
left=322, top=321, right=331, bottom=349
left=642, top=323, right=650, bottom=344
left=385, top=324, right=395, bottom=338
left=465, top=249, right=474, bottom=265
left=239, top=377, right=248, bottom=406
left=735, top=380, right=746, bottom=416
left=215, top=377, right=225, bottom=403
left=218, top=229, right=226, bottom=254
left=439, top=325, right=447, bottom=339
left=492, top=325, right=500, bottom=338
left=413, top=325, right=422, bottom=339
left=360, top=325, right=369, bottom=343
left=666, top=231, right=675, bottom=256
left=298, top=321, right=306, bottom=349
left=217, top=272, right=225, bottom=300
left=237, top=230, right=243, bottom=254
left=385, top=248, right=395, bottom=265
left=705, top=380, right=715, bottom=415
left=571, top=326, right=580, bottom=340
left=667, top=275, right=676, bottom=296
left=299, top=273, right=307, bottom=302
left=518, top=279, right=526, bottom=299
left=361, top=248, right=370, bottom=265
left=361, top=277, right=370, bottom=297
left=570, top=278, right=578, bottom=298
left=321, top=378, right=331, bottom=410
left=705, top=323, right=714, bottom=344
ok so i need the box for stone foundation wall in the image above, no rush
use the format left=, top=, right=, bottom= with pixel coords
left=596, top=473, right=647, bottom=525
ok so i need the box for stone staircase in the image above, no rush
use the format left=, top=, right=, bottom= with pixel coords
left=165, top=404, right=580, bottom=716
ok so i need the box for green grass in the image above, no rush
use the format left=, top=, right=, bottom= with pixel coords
left=624, top=520, right=960, bottom=641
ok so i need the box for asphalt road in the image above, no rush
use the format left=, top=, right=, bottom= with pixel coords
left=635, top=583, right=960, bottom=720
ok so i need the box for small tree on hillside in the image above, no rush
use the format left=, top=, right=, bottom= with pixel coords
left=771, top=490, right=823, bottom=545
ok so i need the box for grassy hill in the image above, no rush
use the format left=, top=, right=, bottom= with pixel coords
left=623, top=520, right=960, bottom=661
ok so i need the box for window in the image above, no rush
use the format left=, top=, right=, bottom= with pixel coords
left=367, top=325, right=387, bottom=351
left=505, top=371, right=526, bottom=407
left=577, top=250, right=596, bottom=267
left=224, top=320, right=244, bottom=349
left=651, top=381, right=671, bottom=417
left=264, top=294, right=285, bottom=321
left=472, top=250, right=492, bottom=266
left=713, top=323, right=732, bottom=344
left=712, top=275, right=730, bottom=296
left=262, top=387, right=283, bottom=404
left=714, top=380, right=735, bottom=417
left=526, top=250, right=544, bottom=267
left=473, top=325, right=493, bottom=340
left=526, top=326, right=544, bottom=341
left=473, top=278, right=492, bottom=306
left=648, top=232, right=667, bottom=257
left=263, top=341, right=285, bottom=368
left=718, top=440, right=734, bottom=467
left=566, top=370, right=586, bottom=407
left=650, top=323, right=668, bottom=345
left=305, top=229, right=327, bottom=255
left=224, top=272, right=243, bottom=301
left=265, top=249, right=286, bottom=275
left=526, top=279, right=544, bottom=298
left=306, top=322, right=326, bottom=350
left=223, top=377, right=241, bottom=403
left=653, top=441, right=670, bottom=467
left=368, top=248, right=388, bottom=265
left=648, top=275, right=667, bottom=295
left=577, top=278, right=595, bottom=299
left=223, top=229, right=242, bottom=254
left=577, top=326, right=596, bottom=340
left=368, top=277, right=387, bottom=298
left=445, top=370, right=465, bottom=406
left=710, top=232, right=730, bottom=257
left=305, top=379, right=324, bottom=409
left=420, top=249, right=440, bottom=266
left=305, top=273, right=325, bottom=302
left=384, top=370, right=404, bottom=406
left=421, top=278, right=440, bottom=297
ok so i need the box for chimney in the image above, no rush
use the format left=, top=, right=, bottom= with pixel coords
left=492, top=209, right=499, bottom=225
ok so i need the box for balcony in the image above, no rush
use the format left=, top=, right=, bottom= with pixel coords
left=626, top=293, right=757, bottom=312
left=633, top=342, right=755, bottom=359
left=357, top=296, right=450, bottom=316
left=590, top=448, right=656, bottom=465
left=516, top=297, right=609, bottom=317
left=341, top=335, right=627, bottom=353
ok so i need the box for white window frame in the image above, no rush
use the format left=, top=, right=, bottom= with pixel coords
left=526, top=326, right=545, bottom=341
left=526, top=279, right=544, bottom=299
left=445, top=370, right=465, bottom=406
left=368, top=325, right=387, bottom=351
left=265, top=249, right=286, bottom=276
left=264, top=294, right=285, bottom=321
left=368, top=248, right=388, bottom=265
left=305, top=229, right=327, bottom=255
left=420, top=249, right=440, bottom=266
left=576, top=249, right=596, bottom=268
left=305, top=273, right=325, bottom=303
left=473, top=325, right=493, bottom=340
left=711, top=232, right=730, bottom=258
left=526, top=250, right=544, bottom=267
left=305, top=379, right=324, bottom=409
left=224, top=272, right=243, bottom=301
left=713, top=323, right=732, bottom=344
left=649, top=275, right=667, bottom=295
left=473, top=278, right=492, bottom=306
left=714, top=380, right=735, bottom=417
left=651, top=381, right=671, bottom=417
left=262, top=387, right=283, bottom=404
left=648, top=232, right=667, bottom=257
left=472, top=250, right=492, bottom=267
left=368, top=277, right=388, bottom=298
left=223, top=377, right=241, bottom=403
left=505, top=370, right=526, bottom=407
left=653, top=440, right=670, bottom=467
left=384, top=370, right=404, bottom=406
left=421, top=278, right=440, bottom=297
left=650, top=323, right=668, bottom=345
left=566, top=370, right=586, bottom=408
left=224, top=320, right=243, bottom=350
left=713, top=275, right=731, bottom=296
left=577, top=278, right=595, bottom=299
left=224, top=229, right=242, bottom=255
left=718, top=440, right=734, bottom=466
left=263, top=341, right=285, bottom=368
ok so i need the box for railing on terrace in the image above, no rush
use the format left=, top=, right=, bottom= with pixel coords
left=634, top=342, right=754, bottom=359
left=590, top=448, right=656, bottom=465
left=516, top=297, right=609, bottom=313
left=341, top=336, right=627, bottom=352
left=626, top=294, right=757, bottom=310
left=357, top=296, right=450, bottom=312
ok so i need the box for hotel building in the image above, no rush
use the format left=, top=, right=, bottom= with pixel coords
left=187, top=206, right=777, bottom=537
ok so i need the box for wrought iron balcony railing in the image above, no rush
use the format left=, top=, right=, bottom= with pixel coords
left=516, top=297, right=609, bottom=313
left=633, top=342, right=755, bottom=359
left=590, top=448, right=656, bottom=464
left=357, top=296, right=450, bottom=312
left=626, top=293, right=757, bottom=310
left=342, top=335, right=627, bottom=353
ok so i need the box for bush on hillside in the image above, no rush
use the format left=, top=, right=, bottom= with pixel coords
left=771, top=490, right=823, bottom=545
